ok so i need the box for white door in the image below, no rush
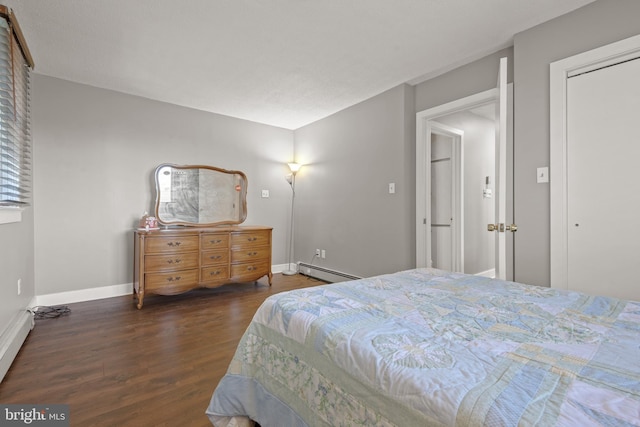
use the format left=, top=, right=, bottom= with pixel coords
left=494, top=57, right=508, bottom=280
left=566, top=57, right=640, bottom=301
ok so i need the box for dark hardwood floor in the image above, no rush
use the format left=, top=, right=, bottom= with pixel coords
left=0, top=273, right=326, bottom=427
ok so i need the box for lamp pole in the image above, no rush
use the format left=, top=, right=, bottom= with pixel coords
left=283, top=163, right=301, bottom=275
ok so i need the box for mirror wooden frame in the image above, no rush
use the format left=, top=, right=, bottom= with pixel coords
left=154, top=163, right=248, bottom=227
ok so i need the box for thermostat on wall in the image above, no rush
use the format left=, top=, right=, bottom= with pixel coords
left=537, top=167, right=549, bottom=183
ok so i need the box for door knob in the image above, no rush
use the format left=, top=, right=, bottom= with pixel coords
left=506, top=224, right=518, bottom=232
left=487, top=224, right=498, bottom=232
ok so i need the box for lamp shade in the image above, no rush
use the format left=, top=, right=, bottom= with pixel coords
left=288, top=162, right=302, bottom=174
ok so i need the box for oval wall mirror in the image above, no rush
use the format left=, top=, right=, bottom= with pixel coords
left=154, top=164, right=248, bottom=226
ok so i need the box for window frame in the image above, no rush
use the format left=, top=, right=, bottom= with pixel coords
left=0, top=6, right=34, bottom=224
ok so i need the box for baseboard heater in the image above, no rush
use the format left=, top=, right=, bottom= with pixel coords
left=0, top=310, right=34, bottom=383
left=297, top=262, right=362, bottom=283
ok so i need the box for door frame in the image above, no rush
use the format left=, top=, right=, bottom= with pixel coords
left=550, top=33, right=640, bottom=290
left=429, top=121, right=464, bottom=272
left=416, top=88, right=497, bottom=271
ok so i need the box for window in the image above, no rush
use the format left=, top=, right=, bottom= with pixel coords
left=0, top=6, right=33, bottom=223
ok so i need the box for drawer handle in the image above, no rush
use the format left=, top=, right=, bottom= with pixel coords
left=247, top=237, right=258, bottom=241
left=246, top=266, right=255, bottom=271
left=167, top=276, right=182, bottom=282
left=209, top=239, right=222, bottom=244
left=167, top=241, right=182, bottom=247
left=247, top=251, right=258, bottom=256
left=167, top=259, right=182, bottom=264
left=209, top=255, right=222, bottom=260
left=209, top=270, right=221, bottom=276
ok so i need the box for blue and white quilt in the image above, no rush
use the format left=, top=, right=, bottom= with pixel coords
left=207, top=268, right=640, bottom=426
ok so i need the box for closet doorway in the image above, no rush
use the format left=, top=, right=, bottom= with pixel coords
left=551, top=34, right=640, bottom=301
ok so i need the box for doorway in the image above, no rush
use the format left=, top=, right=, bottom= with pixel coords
left=428, top=109, right=496, bottom=276
left=550, top=34, right=640, bottom=301
left=416, top=57, right=513, bottom=280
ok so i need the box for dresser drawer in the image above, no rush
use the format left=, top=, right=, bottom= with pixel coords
left=201, top=249, right=229, bottom=266
left=144, top=235, right=199, bottom=253
left=145, top=252, right=199, bottom=272
left=145, top=269, right=199, bottom=293
left=230, top=230, right=271, bottom=249
left=231, top=246, right=270, bottom=263
left=201, top=233, right=229, bottom=250
left=201, top=265, right=230, bottom=283
left=231, top=261, right=270, bottom=281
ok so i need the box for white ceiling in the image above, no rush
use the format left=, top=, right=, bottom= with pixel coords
left=5, top=0, right=596, bottom=130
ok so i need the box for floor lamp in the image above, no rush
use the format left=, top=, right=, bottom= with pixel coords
left=282, top=162, right=301, bottom=275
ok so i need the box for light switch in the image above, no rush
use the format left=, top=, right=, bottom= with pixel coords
left=388, top=183, right=395, bottom=194
left=261, top=189, right=269, bottom=198
left=536, top=167, right=549, bottom=184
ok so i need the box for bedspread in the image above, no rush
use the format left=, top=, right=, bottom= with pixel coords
left=207, top=268, right=640, bottom=426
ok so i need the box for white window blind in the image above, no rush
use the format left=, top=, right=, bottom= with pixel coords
left=0, top=7, right=33, bottom=208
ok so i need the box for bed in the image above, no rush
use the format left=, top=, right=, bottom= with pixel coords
left=206, top=268, right=640, bottom=426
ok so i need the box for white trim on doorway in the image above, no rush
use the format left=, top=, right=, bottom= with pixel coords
left=550, top=33, right=640, bottom=290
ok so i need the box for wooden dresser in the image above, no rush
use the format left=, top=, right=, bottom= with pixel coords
left=133, top=226, right=272, bottom=309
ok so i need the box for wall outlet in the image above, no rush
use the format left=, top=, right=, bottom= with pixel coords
left=261, top=189, right=270, bottom=198
left=315, top=249, right=321, bottom=257
left=17, top=278, right=21, bottom=296
left=321, top=249, right=326, bottom=259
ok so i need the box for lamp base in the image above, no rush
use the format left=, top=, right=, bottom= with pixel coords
left=282, top=269, right=298, bottom=276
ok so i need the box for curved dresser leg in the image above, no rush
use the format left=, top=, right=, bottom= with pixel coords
left=268, top=272, right=273, bottom=286
left=136, top=292, right=144, bottom=309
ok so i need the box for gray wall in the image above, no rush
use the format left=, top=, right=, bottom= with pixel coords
left=32, top=75, right=293, bottom=296
left=512, top=0, right=640, bottom=286
left=0, top=210, right=34, bottom=336
left=293, top=85, right=415, bottom=277
left=415, top=47, right=514, bottom=113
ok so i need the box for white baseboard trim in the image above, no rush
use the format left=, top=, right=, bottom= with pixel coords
left=271, top=263, right=288, bottom=274
left=33, top=264, right=288, bottom=308
left=475, top=268, right=496, bottom=278
left=0, top=310, right=34, bottom=383
left=32, top=283, right=132, bottom=308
